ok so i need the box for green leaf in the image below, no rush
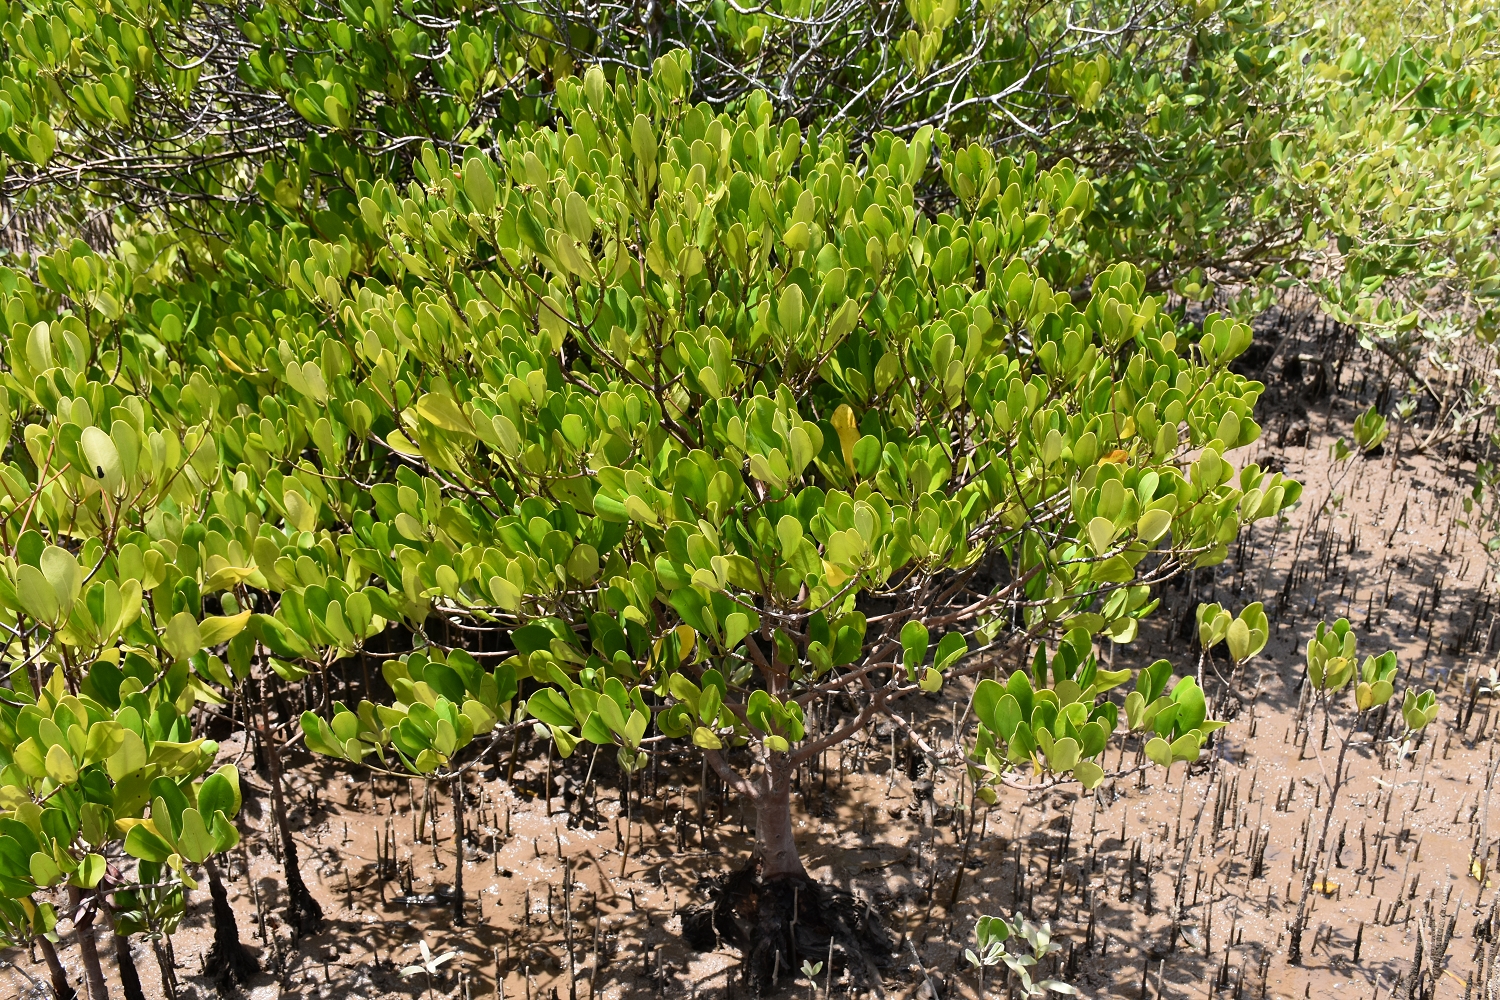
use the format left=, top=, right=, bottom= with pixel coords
left=1136, top=659, right=1172, bottom=703
left=581, top=711, right=613, bottom=744
left=1144, top=737, right=1173, bottom=768
left=511, top=623, right=558, bottom=654
left=250, top=614, right=315, bottom=659
left=1169, top=676, right=1207, bottom=733
left=901, top=620, right=930, bottom=676
left=83, top=722, right=125, bottom=768
left=165, top=612, right=203, bottom=661
left=548, top=725, right=578, bottom=758
left=197, top=766, right=241, bottom=820
left=596, top=694, right=627, bottom=736
left=1227, top=603, right=1268, bottom=663
left=699, top=684, right=722, bottom=726
left=176, top=809, right=216, bottom=864
left=933, top=632, right=967, bottom=672
left=777, top=284, right=805, bottom=334
left=1073, top=760, right=1105, bottom=790
left=972, top=679, right=1003, bottom=732
left=80, top=804, right=113, bottom=847
left=1136, top=508, right=1172, bottom=542
left=462, top=698, right=498, bottom=735
left=995, top=694, right=1022, bottom=741
left=40, top=546, right=79, bottom=617
left=463, top=157, right=497, bottom=214
left=1088, top=668, right=1132, bottom=697
left=724, top=612, right=753, bottom=650
left=566, top=544, right=600, bottom=582
left=564, top=190, right=593, bottom=243
left=300, top=712, right=345, bottom=759
left=29, top=852, right=59, bottom=888
left=210, top=812, right=241, bottom=854
left=630, top=115, right=657, bottom=167
left=852, top=435, right=881, bottom=477
left=1045, top=736, right=1080, bottom=772
left=72, top=854, right=105, bottom=889
left=270, top=658, right=310, bottom=682
left=80, top=426, right=123, bottom=492
left=416, top=393, right=474, bottom=434
left=624, top=710, right=648, bottom=747
left=1087, top=516, right=1115, bottom=555
left=1169, top=733, right=1202, bottom=762
left=123, top=822, right=174, bottom=862
left=526, top=689, right=575, bottom=729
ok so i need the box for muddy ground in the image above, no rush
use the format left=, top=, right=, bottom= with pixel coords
left=5, top=307, right=1498, bottom=1000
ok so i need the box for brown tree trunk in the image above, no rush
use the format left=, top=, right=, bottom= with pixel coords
left=203, top=857, right=260, bottom=983
left=105, top=880, right=148, bottom=1000
left=68, top=887, right=107, bottom=1000
left=112, top=927, right=147, bottom=1000
left=147, top=930, right=178, bottom=1000
left=37, top=935, right=77, bottom=1000
left=684, top=749, right=895, bottom=994
left=451, top=771, right=466, bottom=926
left=754, top=756, right=806, bottom=880
left=257, top=678, right=325, bottom=937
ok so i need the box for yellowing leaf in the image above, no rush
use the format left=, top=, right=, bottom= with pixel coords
left=1137, top=508, right=1172, bottom=543
left=29, top=851, right=60, bottom=887
left=1087, top=516, right=1116, bottom=555
left=44, top=744, right=77, bottom=785
left=416, top=393, right=475, bottom=435
left=164, top=612, right=203, bottom=661
left=12, top=738, right=46, bottom=779
left=199, top=611, right=251, bottom=647
left=832, top=404, right=859, bottom=470
left=107, top=729, right=149, bottom=780
left=15, top=564, right=60, bottom=623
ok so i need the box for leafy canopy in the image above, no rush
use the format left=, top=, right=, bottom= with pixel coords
left=190, top=53, right=1306, bottom=789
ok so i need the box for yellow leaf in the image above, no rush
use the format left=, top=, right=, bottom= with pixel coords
left=45, top=744, right=77, bottom=785
left=203, top=564, right=257, bottom=592
left=415, top=393, right=475, bottom=435
left=107, top=729, right=149, bottom=780
left=386, top=430, right=422, bottom=455
left=832, top=404, right=859, bottom=471
left=199, top=611, right=251, bottom=646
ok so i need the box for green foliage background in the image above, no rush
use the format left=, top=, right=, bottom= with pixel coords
left=0, top=0, right=1480, bottom=983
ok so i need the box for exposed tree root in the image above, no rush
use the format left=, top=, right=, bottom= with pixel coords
left=682, top=860, right=894, bottom=994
